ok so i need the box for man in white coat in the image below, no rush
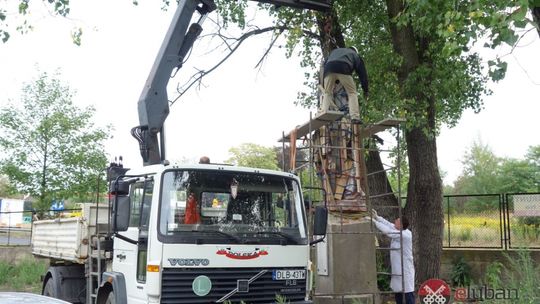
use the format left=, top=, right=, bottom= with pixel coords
left=370, top=210, right=415, bottom=304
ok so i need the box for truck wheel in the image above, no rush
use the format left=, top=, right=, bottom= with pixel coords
left=43, top=278, right=56, bottom=298
left=105, top=291, right=115, bottom=304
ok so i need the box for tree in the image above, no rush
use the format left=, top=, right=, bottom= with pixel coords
left=452, top=142, right=539, bottom=196
left=0, top=71, right=110, bottom=210
left=214, top=0, right=500, bottom=284
left=0, top=1, right=72, bottom=43
left=527, top=145, right=540, bottom=192
left=273, top=145, right=308, bottom=172
left=499, top=158, right=538, bottom=193
left=5, top=0, right=531, bottom=287
left=458, top=139, right=502, bottom=194
left=226, top=143, right=279, bottom=170
left=0, top=175, right=16, bottom=197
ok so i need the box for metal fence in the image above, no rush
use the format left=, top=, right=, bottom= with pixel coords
left=443, top=193, right=540, bottom=249
left=0, top=208, right=82, bottom=246
left=443, top=194, right=504, bottom=248
left=505, top=193, right=540, bottom=249
left=2, top=194, right=539, bottom=249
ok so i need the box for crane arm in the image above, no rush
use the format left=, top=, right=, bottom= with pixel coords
left=133, top=0, right=216, bottom=166
left=133, top=0, right=331, bottom=166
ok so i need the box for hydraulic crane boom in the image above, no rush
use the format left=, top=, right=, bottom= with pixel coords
left=132, top=0, right=331, bottom=166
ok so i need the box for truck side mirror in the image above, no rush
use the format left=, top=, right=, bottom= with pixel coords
left=313, top=206, right=328, bottom=236
left=113, top=195, right=131, bottom=232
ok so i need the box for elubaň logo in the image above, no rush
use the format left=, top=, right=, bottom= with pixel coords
left=418, top=279, right=452, bottom=304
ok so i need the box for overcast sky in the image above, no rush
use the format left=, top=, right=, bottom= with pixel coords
left=0, top=0, right=538, bottom=186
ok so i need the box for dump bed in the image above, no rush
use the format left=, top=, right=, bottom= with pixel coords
left=31, top=204, right=109, bottom=264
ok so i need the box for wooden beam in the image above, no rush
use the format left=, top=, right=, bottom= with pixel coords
left=359, top=118, right=406, bottom=138
left=279, top=111, right=344, bottom=142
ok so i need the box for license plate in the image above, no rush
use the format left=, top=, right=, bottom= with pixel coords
left=272, top=269, right=306, bottom=280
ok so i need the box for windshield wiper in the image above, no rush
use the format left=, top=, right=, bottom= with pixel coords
left=254, top=231, right=298, bottom=245
left=191, top=230, right=243, bottom=243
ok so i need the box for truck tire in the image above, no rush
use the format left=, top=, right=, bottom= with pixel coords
left=43, top=277, right=56, bottom=298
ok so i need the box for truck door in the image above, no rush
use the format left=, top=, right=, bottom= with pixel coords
left=113, top=178, right=153, bottom=304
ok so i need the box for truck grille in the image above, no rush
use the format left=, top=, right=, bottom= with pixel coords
left=161, top=267, right=307, bottom=303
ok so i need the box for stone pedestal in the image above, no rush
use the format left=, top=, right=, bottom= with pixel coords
left=314, top=214, right=378, bottom=304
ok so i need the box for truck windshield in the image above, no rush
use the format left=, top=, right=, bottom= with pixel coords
left=159, top=170, right=307, bottom=245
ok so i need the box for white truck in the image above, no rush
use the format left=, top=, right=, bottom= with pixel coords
left=32, top=163, right=328, bottom=303
left=31, top=0, right=331, bottom=303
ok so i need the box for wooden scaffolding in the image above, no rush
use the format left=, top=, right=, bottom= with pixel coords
left=280, top=110, right=405, bottom=213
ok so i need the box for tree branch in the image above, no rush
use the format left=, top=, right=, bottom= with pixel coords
left=254, top=28, right=283, bottom=70
left=170, top=25, right=319, bottom=105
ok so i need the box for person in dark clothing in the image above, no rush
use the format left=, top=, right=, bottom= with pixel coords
left=320, top=47, right=368, bottom=123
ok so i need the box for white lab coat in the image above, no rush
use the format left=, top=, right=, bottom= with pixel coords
left=373, top=215, right=415, bottom=293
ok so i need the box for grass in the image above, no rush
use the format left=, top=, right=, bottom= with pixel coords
left=443, top=213, right=540, bottom=248
left=444, top=213, right=502, bottom=247
left=480, top=250, right=540, bottom=304
left=0, top=258, right=48, bottom=293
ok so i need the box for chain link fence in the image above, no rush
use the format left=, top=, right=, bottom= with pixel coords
left=443, top=194, right=504, bottom=248
left=2, top=194, right=539, bottom=249
left=506, top=193, right=540, bottom=249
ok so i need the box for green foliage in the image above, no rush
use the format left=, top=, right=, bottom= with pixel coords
left=273, top=146, right=308, bottom=172
left=498, top=158, right=538, bottom=193
left=376, top=252, right=391, bottom=291
left=516, top=217, right=540, bottom=241
left=399, top=0, right=537, bottom=82
left=0, top=175, right=17, bottom=197
left=71, top=27, right=83, bottom=46
left=387, top=138, right=409, bottom=197
left=275, top=294, right=290, bottom=304
left=225, top=296, right=289, bottom=304
left=451, top=256, right=472, bottom=287
left=226, top=143, right=279, bottom=170
left=451, top=141, right=540, bottom=197
left=481, top=250, right=540, bottom=304
left=0, top=258, right=48, bottom=292
left=453, top=139, right=502, bottom=195
left=457, top=227, right=473, bottom=242
left=215, top=0, right=250, bottom=29
left=0, top=71, right=110, bottom=210
left=215, top=0, right=490, bottom=134
left=484, top=261, right=504, bottom=288
left=1, top=0, right=72, bottom=43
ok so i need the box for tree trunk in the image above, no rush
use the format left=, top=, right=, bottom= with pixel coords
left=404, top=126, right=443, bottom=285
left=385, top=0, right=444, bottom=286
left=40, top=142, right=48, bottom=210
left=316, top=10, right=345, bottom=57
left=533, top=6, right=540, bottom=38
left=366, top=146, right=400, bottom=277
left=366, top=148, right=399, bottom=220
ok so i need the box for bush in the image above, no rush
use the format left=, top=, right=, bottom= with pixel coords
left=484, top=261, right=503, bottom=288
left=482, top=250, right=540, bottom=304
left=451, top=256, right=471, bottom=287
left=504, top=250, right=540, bottom=303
